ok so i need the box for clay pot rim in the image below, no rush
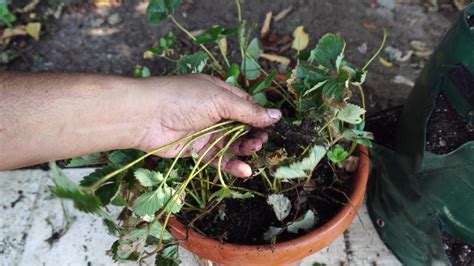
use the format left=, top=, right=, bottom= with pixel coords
left=169, top=145, right=369, bottom=253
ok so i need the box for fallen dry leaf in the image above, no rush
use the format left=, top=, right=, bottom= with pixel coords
left=379, top=57, right=394, bottom=68
left=341, top=156, right=359, bottom=173
left=260, top=53, right=291, bottom=66
left=218, top=37, right=228, bottom=56
left=274, top=5, right=293, bottom=22
left=265, top=149, right=288, bottom=166
left=291, top=26, right=309, bottom=52
left=452, top=0, right=470, bottom=11
left=260, top=11, right=272, bottom=38
left=363, top=21, right=379, bottom=30
left=26, top=22, right=41, bottom=41
left=143, top=51, right=154, bottom=60
left=0, top=26, right=28, bottom=46
left=16, top=0, right=40, bottom=13
left=410, top=40, right=433, bottom=58
left=93, top=0, right=122, bottom=8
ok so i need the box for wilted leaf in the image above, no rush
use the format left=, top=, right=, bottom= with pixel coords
left=177, top=52, right=208, bottom=74
left=292, top=26, right=309, bottom=52
left=274, top=145, right=327, bottom=180
left=309, top=33, right=345, bottom=70
left=260, top=53, right=290, bottom=66
left=146, top=0, right=182, bottom=26
left=266, top=194, right=291, bottom=222
left=337, top=103, right=366, bottom=124
left=341, top=155, right=359, bottom=173
left=287, top=210, right=316, bottom=233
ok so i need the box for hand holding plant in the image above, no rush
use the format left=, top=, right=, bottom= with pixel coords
left=136, top=74, right=281, bottom=177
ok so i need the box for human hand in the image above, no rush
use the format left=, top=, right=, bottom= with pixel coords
left=136, top=74, right=282, bottom=178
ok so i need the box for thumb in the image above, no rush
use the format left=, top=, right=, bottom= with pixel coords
left=217, top=91, right=282, bottom=127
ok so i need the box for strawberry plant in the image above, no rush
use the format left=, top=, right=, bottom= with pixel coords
left=50, top=0, right=386, bottom=264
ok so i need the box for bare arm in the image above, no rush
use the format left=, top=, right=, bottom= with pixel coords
left=0, top=72, right=281, bottom=176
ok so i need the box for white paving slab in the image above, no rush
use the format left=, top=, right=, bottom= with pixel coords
left=0, top=170, right=48, bottom=265
left=345, top=203, right=401, bottom=266
left=0, top=169, right=400, bottom=266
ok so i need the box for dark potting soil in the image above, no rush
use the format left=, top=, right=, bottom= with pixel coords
left=365, top=106, right=403, bottom=150
left=442, top=233, right=474, bottom=266
left=366, top=92, right=474, bottom=265
left=426, top=93, right=474, bottom=154
left=177, top=121, right=354, bottom=245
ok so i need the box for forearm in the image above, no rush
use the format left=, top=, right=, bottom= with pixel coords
left=0, top=72, right=148, bottom=170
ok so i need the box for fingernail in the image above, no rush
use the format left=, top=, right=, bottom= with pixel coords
left=267, top=108, right=282, bottom=120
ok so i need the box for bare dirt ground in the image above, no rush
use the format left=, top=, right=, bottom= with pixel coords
left=7, top=0, right=459, bottom=112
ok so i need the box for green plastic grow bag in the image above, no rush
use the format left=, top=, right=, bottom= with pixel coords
left=367, top=3, right=474, bottom=265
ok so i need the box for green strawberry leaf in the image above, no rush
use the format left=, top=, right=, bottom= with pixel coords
left=134, top=169, right=164, bottom=187
left=327, top=145, right=349, bottom=163
left=146, top=0, right=182, bottom=26
left=266, top=194, right=291, bottom=222
left=274, top=145, right=327, bottom=180
left=287, top=210, right=316, bottom=233
left=49, top=162, right=102, bottom=213
left=337, top=103, right=366, bottom=124
left=177, top=52, right=208, bottom=74
left=309, top=33, right=346, bottom=70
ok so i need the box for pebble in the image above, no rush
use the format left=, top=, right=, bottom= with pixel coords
left=107, top=13, right=121, bottom=26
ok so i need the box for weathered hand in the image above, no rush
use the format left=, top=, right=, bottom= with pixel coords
left=137, top=74, right=282, bottom=178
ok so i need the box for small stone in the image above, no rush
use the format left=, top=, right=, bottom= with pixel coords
left=107, top=13, right=121, bottom=26
left=90, top=18, right=105, bottom=27
left=357, top=43, right=368, bottom=54
left=439, top=139, right=446, bottom=147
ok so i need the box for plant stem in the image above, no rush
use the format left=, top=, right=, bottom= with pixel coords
left=169, top=15, right=224, bottom=75
left=158, top=125, right=247, bottom=242
left=235, top=0, right=242, bottom=22
left=88, top=121, right=236, bottom=191
left=218, top=40, right=231, bottom=68
left=247, top=54, right=297, bottom=109
left=318, top=115, right=337, bottom=135
left=362, top=29, right=388, bottom=71
left=217, top=127, right=248, bottom=189
left=357, top=85, right=366, bottom=120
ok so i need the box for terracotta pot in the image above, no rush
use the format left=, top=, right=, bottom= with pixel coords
left=168, top=145, right=370, bottom=265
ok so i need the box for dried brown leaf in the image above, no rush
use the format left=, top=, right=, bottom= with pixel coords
left=260, top=53, right=291, bottom=66
left=274, top=5, right=293, bottom=22
left=260, top=11, right=272, bottom=38
left=291, top=26, right=309, bottom=51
